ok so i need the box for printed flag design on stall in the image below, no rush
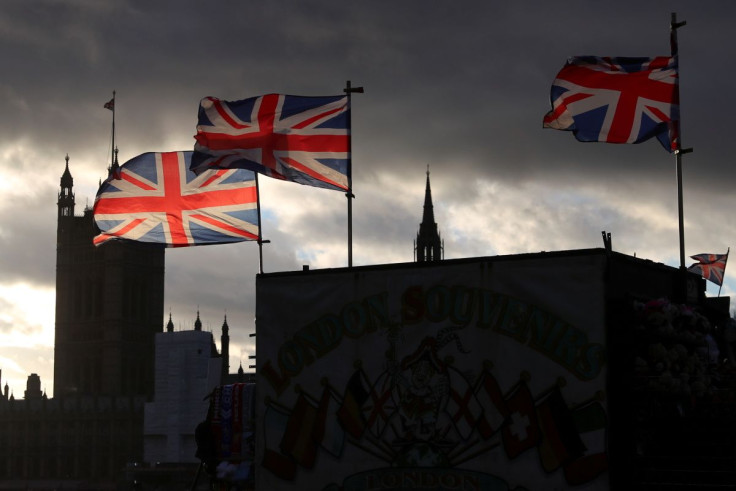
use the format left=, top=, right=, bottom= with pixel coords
left=543, top=56, right=679, bottom=152
left=313, top=387, right=346, bottom=458
left=193, top=94, right=350, bottom=191
left=280, top=392, right=321, bottom=469
left=93, top=151, right=259, bottom=247
left=262, top=404, right=297, bottom=480
left=563, top=399, right=609, bottom=485
left=446, top=367, right=484, bottom=440
left=336, top=368, right=374, bottom=439
left=535, top=386, right=585, bottom=472
left=688, top=251, right=729, bottom=286
left=475, top=368, right=509, bottom=439
left=501, top=380, right=541, bottom=459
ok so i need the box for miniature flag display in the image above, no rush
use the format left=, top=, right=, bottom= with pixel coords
left=544, top=56, right=679, bottom=152
left=93, top=151, right=259, bottom=247
left=688, top=251, right=729, bottom=286
left=192, top=94, right=350, bottom=191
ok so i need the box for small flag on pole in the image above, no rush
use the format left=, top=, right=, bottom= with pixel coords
left=543, top=56, right=679, bottom=152
left=192, top=94, right=350, bottom=191
left=688, top=250, right=729, bottom=286
left=93, top=151, right=259, bottom=247
left=104, top=98, right=115, bottom=111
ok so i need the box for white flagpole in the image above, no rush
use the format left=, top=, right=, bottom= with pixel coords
left=344, top=81, right=363, bottom=268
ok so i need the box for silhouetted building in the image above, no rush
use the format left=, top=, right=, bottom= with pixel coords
left=23, top=374, right=43, bottom=400
left=415, top=167, right=443, bottom=262
left=0, top=390, right=145, bottom=485
left=143, top=314, right=222, bottom=465
left=0, top=156, right=164, bottom=486
left=54, top=155, right=165, bottom=399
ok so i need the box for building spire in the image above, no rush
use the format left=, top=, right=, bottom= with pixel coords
left=194, top=309, right=202, bottom=331
left=58, top=154, right=75, bottom=221
left=221, top=315, right=230, bottom=381
left=108, top=147, right=121, bottom=179
left=415, top=166, right=443, bottom=262
left=166, top=312, right=174, bottom=332
left=422, top=165, right=435, bottom=225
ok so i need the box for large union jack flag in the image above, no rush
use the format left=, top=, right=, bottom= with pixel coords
left=543, top=56, right=679, bottom=152
left=192, top=94, right=350, bottom=191
left=688, top=250, right=729, bottom=286
left=93, top=151, right=259, bottom=247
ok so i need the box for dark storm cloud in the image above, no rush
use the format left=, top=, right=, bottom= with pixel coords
left=5, top=1, right=732, bottom=184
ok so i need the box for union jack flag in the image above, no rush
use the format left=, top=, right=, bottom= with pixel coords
left=543, top=56, right=679, bottom=152
left=192, top=94, right=350, bottom=191
left=93, top=151, right=259, bottom=247
left=688, top=250, right=729, bottom=286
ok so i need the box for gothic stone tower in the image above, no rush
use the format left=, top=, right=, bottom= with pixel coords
left=415, top=168, right=443, bottom=262
left=54, top=156, right=165, bottom=398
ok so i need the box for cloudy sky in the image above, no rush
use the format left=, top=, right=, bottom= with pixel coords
left=1, top=1, right=734, bottom=397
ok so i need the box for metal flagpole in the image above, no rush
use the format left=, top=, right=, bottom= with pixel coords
left=344, top=81, right=363, bottom=268
left=718, top=248, right=730, bottom=297
left=111, top=90, right=116, bottom=167
left=255, top=173, right=268, bottom=274
left=671, top=13, right=691, bottom=272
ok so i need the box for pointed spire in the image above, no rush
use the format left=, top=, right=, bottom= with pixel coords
left=221, top=314, right=230, bottom=381
left=60, top=154, right=74, bottom=188
left=416, top=166, right=443, bottom=262
left=194, top=310, right=202, bottom=331
left=166, top=312, right=174, bottom=332
left=58, top=154, right=75, bottom=219
left=422, top=165, right=435, bottom=225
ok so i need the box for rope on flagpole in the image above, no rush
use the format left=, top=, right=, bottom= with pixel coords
left=344, top=81, right=363, bottom=268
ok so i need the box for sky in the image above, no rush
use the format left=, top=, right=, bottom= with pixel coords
left=0, top=1, right=734, bottom=398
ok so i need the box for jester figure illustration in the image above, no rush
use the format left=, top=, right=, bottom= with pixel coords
left=262, top=322, right=608, bottom=487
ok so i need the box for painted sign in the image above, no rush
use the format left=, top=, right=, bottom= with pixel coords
left=256, top=254, right=609, bottom=490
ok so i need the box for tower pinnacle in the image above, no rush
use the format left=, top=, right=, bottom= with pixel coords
left=415, top=167, right=443, bottom=262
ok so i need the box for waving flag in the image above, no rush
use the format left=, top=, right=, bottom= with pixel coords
left=193, top=94, right=350, bottom=191
left=688, top=250, right=729, bottom=286
left=93, top=151, right=259, bottom=247
left=544, top=56, right=679, bottom=152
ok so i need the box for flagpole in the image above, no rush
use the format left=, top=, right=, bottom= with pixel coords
left=671, top=14, right=691, bottom=269
left=671, top=13, right=693, bottom=303
left=255, top=173, right=268, bottom=274
left=111, top=90, right=116, bottom=168
left=344, top=81, right=363, bottom=268
left=718, top=247, right=729, bottom=297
